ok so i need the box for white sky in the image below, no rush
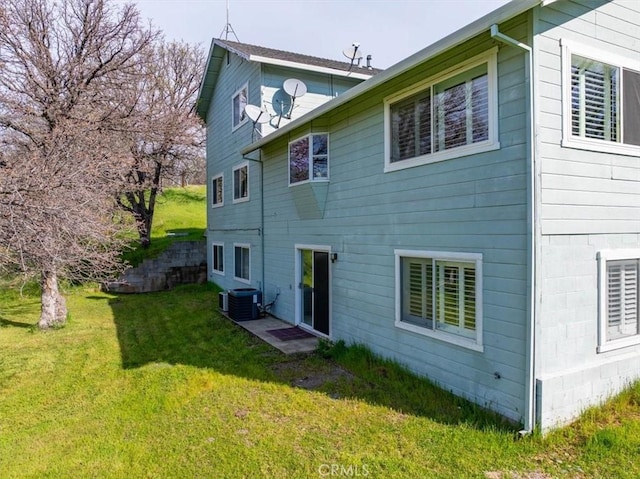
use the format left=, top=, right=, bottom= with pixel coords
left=128, top=0, right=511, bottom=69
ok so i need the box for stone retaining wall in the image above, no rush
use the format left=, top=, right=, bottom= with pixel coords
left=105, top=241, right=207, bottom=294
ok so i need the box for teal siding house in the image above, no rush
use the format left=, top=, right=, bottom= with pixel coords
left=197, top=0, right=640, bottom=431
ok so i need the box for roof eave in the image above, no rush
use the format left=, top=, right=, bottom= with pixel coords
left=249, top=55, right=375, bottom=80
left=195, top=40, right=226, bottom=120
left=241, top=0, right=542, bottom=155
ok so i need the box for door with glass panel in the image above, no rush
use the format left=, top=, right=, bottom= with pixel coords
left=299, top=248, right=330, bottom=336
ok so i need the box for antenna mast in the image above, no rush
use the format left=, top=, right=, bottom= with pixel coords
left=220, top=0, right=239, bottom=41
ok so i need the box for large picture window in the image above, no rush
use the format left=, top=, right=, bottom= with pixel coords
left=562, top=41, right=640, bottom=155
left=395, top=250, right=483, bottom=351
left=289, top=133, right=329, bottom=185
left=233, top=162, right=249, bottom=203
left=234, top=244, right=250, bottom=283
left=597, top=250, right=640, bottom=353
left=385, top=50, right=498, bottom=172
left=232, top=83, right=248, bottom=131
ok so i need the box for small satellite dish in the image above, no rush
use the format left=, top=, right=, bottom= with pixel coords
left=281, top=79, right=307, bottom=120
left=343, top=43, right=363, bottom=72
left=283, top=78, right=307, bottom=99
left=244, top=104, right=269, bottom=124
left=343, top=45, right=363, bottom=62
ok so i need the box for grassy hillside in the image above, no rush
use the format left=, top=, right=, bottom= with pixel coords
left=122, top=185, right=206, bottom=266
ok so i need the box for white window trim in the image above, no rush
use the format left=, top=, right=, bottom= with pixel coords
left=560, top=39, right=640, bottom=158
left=597, top=249, right=640, bottom=353
left=212, top=242, right=224, bottom=276
left=211, top=173, right=224, bottom=208
left=288, top=133, right=330, bottom=186
left=394, top=249, right=484, bottom=352
left=231, top=82, right=249, bottom=132
left=384, top=48, right=500, bottom=173
left=232, top=161, right=250, bottom=204
left=233, top=243, right=251, bottom=284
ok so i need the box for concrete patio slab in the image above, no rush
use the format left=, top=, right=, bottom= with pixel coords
left=231, top=316, right=319, bottom=355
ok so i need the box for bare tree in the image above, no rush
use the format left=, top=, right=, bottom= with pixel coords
left=116, top=40, right=205, bottom=248
left=0, top=0, right=156, bottom=328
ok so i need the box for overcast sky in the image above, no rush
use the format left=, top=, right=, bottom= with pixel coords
left=127, top=0, right=511, bottom=69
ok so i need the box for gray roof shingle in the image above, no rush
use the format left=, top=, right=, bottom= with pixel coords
left=215, top=39, right=384, bottom=75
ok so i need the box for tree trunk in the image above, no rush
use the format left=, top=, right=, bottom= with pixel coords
left=137, top=216, right=152, bottom=249
left=38, top=270, right=67, bottom=329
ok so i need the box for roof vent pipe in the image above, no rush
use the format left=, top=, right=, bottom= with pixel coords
left=366, top=54, right=372, bottom=70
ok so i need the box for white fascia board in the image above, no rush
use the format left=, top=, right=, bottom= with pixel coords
left=241, top=0, right=542, bottom=156
left=248, top=55, right=374, bottom=80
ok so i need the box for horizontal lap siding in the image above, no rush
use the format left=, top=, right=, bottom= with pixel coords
left=536, top=0, right=640, bottom=235
left=261, top=17, right=530, bottom=422
left=206, top=55, right=263, bottom=291
left=260, top=65, right=363, bottom=137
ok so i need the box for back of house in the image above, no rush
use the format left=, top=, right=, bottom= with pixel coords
left=198, top=0, right=640, bottom=432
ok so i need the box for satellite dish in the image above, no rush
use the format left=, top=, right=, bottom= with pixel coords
left=244, top=104, right=269, bottom=124
left=281, top=78, right=307, bottom=120
left=283, top=78, right=307, bottom=99
left=343, top=43, right=363, bottom=71
left=343, top=46, right=363, bottom=61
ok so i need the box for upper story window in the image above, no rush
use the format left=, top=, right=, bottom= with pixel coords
left=395, top=250, right=483, bottom=352
left=384, top=49, right=499, bottom=172
left=289, top=133, right=329, bottom=185
left=211, top=173, right=223, bottom=208
left=232, top=83, right=248, bottom=131
left=597, top=250, right=640, bottom=353
left=233, top=162, right=249, bottom=203
left=562, top=40, right=640, bottom=156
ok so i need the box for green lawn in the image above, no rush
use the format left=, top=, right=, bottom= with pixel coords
left=1, top=283, right=639, bottom=478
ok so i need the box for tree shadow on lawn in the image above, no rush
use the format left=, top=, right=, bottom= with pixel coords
left=0, top=300, right=40, bottom=328
left=0, top=317, right=34, bottom=328
left=105, top=283, right=517, bottom=432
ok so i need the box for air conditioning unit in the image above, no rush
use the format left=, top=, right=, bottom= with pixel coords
left=228, top=288, right=262, bottom=321
left=218, top=292, right=228, bottom=312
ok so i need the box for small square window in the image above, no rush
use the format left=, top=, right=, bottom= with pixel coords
left=233, top=162, right=249, bottom=203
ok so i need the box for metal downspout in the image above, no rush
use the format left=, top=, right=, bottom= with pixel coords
left=491, top=24, right=537, bottom=434
left=241, top=151, right=265, bottom=293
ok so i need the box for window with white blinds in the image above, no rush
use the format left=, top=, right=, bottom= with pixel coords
left=385, top=50, right=498, bottom=172
left=395, top=250, right=483, bottom=351
left=597, top=250, right=640, bottom=353
left=562, top=41, right=640, bottom=155
left=607, top=260, right=639, bottom=340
